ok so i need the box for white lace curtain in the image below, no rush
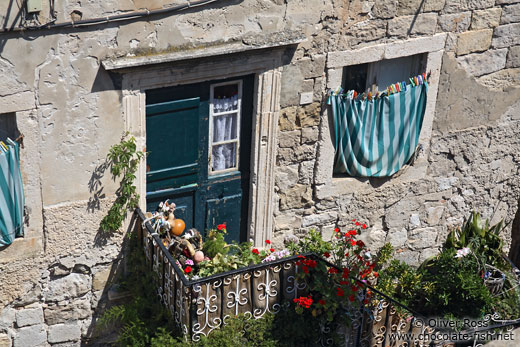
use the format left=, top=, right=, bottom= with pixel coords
left=212, top=104, right=238, bottom=171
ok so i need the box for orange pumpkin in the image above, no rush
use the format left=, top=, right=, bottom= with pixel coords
left=170, top=218, right=186, bottom=236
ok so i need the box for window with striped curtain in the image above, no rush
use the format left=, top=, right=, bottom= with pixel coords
left=328, top=77, right=428, bottom=177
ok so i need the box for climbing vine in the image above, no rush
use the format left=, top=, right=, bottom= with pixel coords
left=100, top=133, right=145, bottom=232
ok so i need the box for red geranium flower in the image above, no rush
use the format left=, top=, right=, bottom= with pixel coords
left=334, top=227, right=340, bottom=232
left=336, top=288, right=345, bottom=297
left=270, top=248, right=275, bottom=252
left=349, top=295, right=355, bottom=302
left=252, top=248, right=259, bottom=255
left=356, top=240, right=365, bottom=247
left=265, top=239, right=271, bottom=244
left=323, top=252, right=330, bottom=258
left=348, top=230, right=357, bottom=236
left=184, top=266, right=193, bottom=274
left=362, top=223, right=367, bottom=229
left=328, top=268, right=339, bottom=274
left=355, top=221, right=360, bottom=226
left=217, top=223, right=226, bottom=231
left=373, top=271, right=379, bottom=277
left=318, top=299, right=326, bottom=305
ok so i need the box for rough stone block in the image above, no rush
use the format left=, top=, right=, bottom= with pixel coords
left=443, top=0, right=495, bottom=13
left=48, top=323, right=81, bottom=343
left=347, top=19, right=387, bottom=44
left=15, top=307, right=43, bottom=327
left=45, top=273, right=91, bottom=302
left=298, top=160, right=315, bottom=184
left=13, top=325, right=46, bottom=347
left=501, top=4, right=520, bottom=25
left=279, top=107, right=298, bottom=131
left=44, top=297, right=91, bottom=325
left=506, top=45, right=520, bottom=68
left=297, top=55, right=326, bottom=79
left=386, top=228, right=408, bottom=247
left=438, top=12, right=471, bottom=33
left=409, top=214, right=421, bottom=228
left=372, top=0, right=398, bottom=19
left=279, top=184, right=313, bottom=210
left=435, top=177, right=459, bottom=190
left=301, top=127, right=319, bottom=144
left=297, top=103, right=321, bottom=127
left=280, top=64, right=303, bottom=108
left=302, top=212, right=337, bottom=227
left=0, top=308, right=16, bottom=330
left=496, top=0, right=520, bottom=3
left=278, top=130, right=301, bottom=148
left=471, top=8, right=502, bottom=30
left=456, top=29, right=492, bottom=55
left=274, top=214, right=302, bottom=230
left=275, top=164, right=299, bottom=191
left=427, top=206, right=445, bottom=225
left=456, top=49, right=508, bottom=76
left=0, top=333, right=10, bottom=347
left=409, top=227, right=438, bottom=250
left=386, top=199, right=421, bottom=229
left=477, top=67, right=520, bottom=89
left=397, top=0, right=446, bottom=15
left=492, top=23, right=520, bottom=48
left=387, top=14, right=437, bottom=38
left=277, top=145, right=316, bottom=165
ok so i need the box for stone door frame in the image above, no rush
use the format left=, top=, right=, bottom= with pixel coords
left=116, top=51, right=284, bottom=246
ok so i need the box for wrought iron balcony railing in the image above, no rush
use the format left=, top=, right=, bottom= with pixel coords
left=134, top=208, right=520, bottom=346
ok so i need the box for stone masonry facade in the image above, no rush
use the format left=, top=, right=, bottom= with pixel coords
left=0, top=0, right=519, bottom=345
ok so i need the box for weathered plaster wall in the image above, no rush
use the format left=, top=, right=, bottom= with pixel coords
left=0, top=0, right=519, bottom=345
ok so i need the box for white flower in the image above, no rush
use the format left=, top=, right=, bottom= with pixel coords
left=455, top=247, right=471, bottom=258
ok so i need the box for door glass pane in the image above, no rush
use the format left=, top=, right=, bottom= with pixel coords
left=213, top=84, right=239, bottom=113
left=212, top=143, right=236, bottom=171
left=213, top=113, right=237, bottom=142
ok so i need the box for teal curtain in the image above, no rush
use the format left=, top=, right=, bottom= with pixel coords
left=328, top=83, right=428, bottom=177
left=0, top=139, right=25, bottom=246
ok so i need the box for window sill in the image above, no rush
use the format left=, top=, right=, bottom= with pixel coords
left=0, top=236, right=43, bottom=263
left=330, top=158, right=428, bottom=194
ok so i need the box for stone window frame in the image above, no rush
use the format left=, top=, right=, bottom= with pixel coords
left=0, top=107, right=44, bottom=262
left=315, top=34, right=447, bottom=197
left=108, top=49, right=288, bottom=247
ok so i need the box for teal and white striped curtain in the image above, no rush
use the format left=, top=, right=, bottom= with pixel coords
left=0, top=139, right=25, bottom=246
left=328, top=83, right=428, bottom=177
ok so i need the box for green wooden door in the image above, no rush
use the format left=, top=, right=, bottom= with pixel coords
left=145, top=75, right=253, bottom=243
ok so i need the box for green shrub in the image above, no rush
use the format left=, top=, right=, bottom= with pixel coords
left=417, top=249, right=495, bottom=318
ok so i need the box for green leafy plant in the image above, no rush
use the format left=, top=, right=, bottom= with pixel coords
left=376, top=259, right=424, bottom=312
left=417, top=248, right=495, bottom=318
left=100, top=133, right=145, bottom=232
left=444, top=211, right=508, bottom=270
left=190, top=224, right=268, bottom=279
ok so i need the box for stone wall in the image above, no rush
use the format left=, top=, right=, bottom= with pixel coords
left=0, top=0, right=520, bottom=345
left=273, top=0, right=520, bottom=264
